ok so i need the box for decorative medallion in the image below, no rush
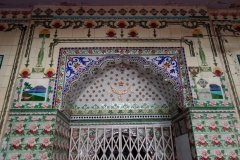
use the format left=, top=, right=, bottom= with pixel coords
left=119, top=9, right=127, bottom=15
left=19, top=68, right=31, bottom=78
left=108, top=9, right=117, bottom=15
left=55, top=8, right=64, bottom=15
left=179, top=9, right=187, bottom=16
left=160, top=9, right=168, bottom=16
left=188, top=67, right=199, bottom=77
left=76, top=8, right=85, bottom=15
left=66, top=9, right=75, bottom=16
left=52, top=20, right=62, bottom=29
left=87, top=9, right=96, bottom=15
left=150, top=8, right=158, bottom=16
left=197, top=78, right=208, bottom=88
left=129, top=9, right=138, bottom=15
left=106, top=29, right=116, bottom=37
left=33, top=8, right=43, bottom=15
left=170, top=9, right=179, bottom=16
left=128, top=29, right=138, bottom=37
left=199, top=9, right=207, bottom=16
left=139, top=9, right=148, bottom=15
left=44, top=8, right=53, bottom=15
left=44, top=68, right=55, bottom=78
left=212, top=67, right=223, bottom=77
left=188, top=9, right=197, bottom=16
left=97, top=9, right=106, bottom=15
left=117, top=20, right=127, bottom=28
left=109, top=85, right=133, bottom=101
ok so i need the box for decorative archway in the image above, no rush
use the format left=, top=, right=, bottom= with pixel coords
left=54, top=47, right=191, bottom=117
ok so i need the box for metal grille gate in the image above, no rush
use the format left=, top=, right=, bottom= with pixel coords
left=69, top=125, right=174, bottom=160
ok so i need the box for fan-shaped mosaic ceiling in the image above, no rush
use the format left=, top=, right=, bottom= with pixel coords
left=67, top=63, right=179, bottom=109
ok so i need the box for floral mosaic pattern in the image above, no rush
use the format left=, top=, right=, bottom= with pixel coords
left=52, top=115, right=70, bottom=160
left=71, top=103, right=175, bottom=115
left=189, top=112, right=240, bottom=160
left=0, top=115, right=56, bottom=160
left=12, top=78, right=55, bottom=109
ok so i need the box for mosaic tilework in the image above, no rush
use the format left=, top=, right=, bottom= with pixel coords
left=0, top=114, right=56, bottom=160
left=52, top=113, right=70, bottom=160
left=191, top=77, right=233, bottom=107
left=12, top=78, right=55, bottom=109
left=190, top=112, right=240, bottom=160
left=54, top=47, right=191, bottom=114
left=32, top=6, right=209, bottom=19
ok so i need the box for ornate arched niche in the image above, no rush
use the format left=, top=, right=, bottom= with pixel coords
left=54, top=47, right=191, bottom=121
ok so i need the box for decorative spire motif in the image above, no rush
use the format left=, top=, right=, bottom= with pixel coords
left=192, top=29, right=208, bottom=66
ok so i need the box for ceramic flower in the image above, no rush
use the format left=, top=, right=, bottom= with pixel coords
left=24, top=153, right=34, bottom=160
left=228, top=150, right=237, bottom=160
left=41, top=137, right=51, bottom=148
left=197, top=135, right=207, bottom=145
left=106, top=29, right=116, bottom=37
left=9, top=153, right=18, bottom=160
left=117, top=20, right=127, bottom=28
left=210, top=134, right=220, bottom=145
left=225, top=135, right=234, bottom=145
left=214, top=149, right=223, bottom=160
left=222, top=100, right=229, bottom=106
left=14, top=102, right=22, bottom=108
left=38, top=152, right=49, bottom=160
left=193, top=114, right=201, bottom=119
left=221, top=114, right=227, bottom=118
left=29, top=124, right=38, bottom=134
left=210, top=101, right=216, bottom=106
left=26, top=138, right=36, bottom=149
left=221, top=121, right=230, bottom=131
left=11, top=138, right=21, bottom=149
left=41, top=102, right=49, bottom=108
left=43, top=124, right=52, bottom=134
left=200, top=150, right=209, bottom=160
left=207, top=114, right=214, bottom=119
left=45, top=116, right=53, bottom=121
left=14, top=124, right=24, bottom=134
left=17, top=116, right=25, bottom=122
left=207, top=120, right=217, bottom=131
left=19, top=68, right=31, bottom=78
left=31, top=116, right=39, bottom=122
left=195, top=121, right=204, bottom=131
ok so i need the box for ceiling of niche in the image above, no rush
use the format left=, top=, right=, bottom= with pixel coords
left=67, top=63, right=179, bottom=110
left=0, top=0, right=239, bottom=9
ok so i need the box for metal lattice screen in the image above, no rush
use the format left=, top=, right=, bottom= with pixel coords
left=69, top=125, right=174, bottom=160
